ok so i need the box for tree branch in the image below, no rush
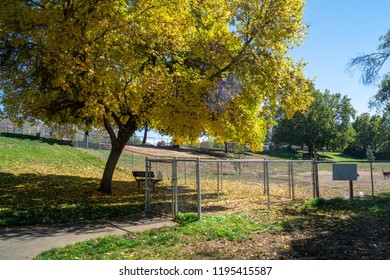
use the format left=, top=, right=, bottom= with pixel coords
left=347, top=52, right=390, bottom=85
left=103, top=115, right=117, bottom=142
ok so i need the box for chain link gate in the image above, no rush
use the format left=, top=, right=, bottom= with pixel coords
left=145, top=158, right=175, bottom=217
left=145, top=158, right=202, bottom=217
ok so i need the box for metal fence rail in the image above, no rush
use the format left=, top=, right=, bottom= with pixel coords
left=145, top=158, right=390, bottom=218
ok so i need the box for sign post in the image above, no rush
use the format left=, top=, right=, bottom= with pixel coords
left=349, top=180, right=353, bottom=200
left=332, top=164, right=358, bottom=199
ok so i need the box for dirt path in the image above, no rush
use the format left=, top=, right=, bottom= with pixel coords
left=124, top=145, right=223, bottom=159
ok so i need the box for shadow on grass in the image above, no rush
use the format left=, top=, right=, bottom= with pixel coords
left=0, top=132, right=72, bottom=146
left=0, top=172, right=145, bottom=227
left=276, top=198, right=390, bottom=259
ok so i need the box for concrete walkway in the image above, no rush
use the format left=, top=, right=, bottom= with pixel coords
left=0, top=214, right=175, bottom=260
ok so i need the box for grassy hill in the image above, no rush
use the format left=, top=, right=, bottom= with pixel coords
left=0, top=134, right=106, bottom=176
left=0, top=134, right=144, bottom=226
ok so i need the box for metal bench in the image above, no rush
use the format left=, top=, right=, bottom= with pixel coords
left=132, top=171, right=163, bottom=189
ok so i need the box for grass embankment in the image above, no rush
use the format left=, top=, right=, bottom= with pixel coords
left=36, top=198, right=390, bottom=260
left=0, top=134, right=144, bottom=226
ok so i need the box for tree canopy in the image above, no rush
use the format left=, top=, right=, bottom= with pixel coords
left=272, top=88, right=356, bottom=156
left=369, top=73, right=390, bottom=112
left=0, top=0, right=311, bottom=193
left=346, top=113, right=386, bottom=158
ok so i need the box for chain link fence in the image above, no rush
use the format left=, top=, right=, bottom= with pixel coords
left=145, top=158, right=390, bottom=218
left=316, top=161, right=390, bottom=199
left=3, top=120, right=390, bottom=217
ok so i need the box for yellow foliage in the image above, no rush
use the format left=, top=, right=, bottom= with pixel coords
left=0, top=0, right=312, bottom=151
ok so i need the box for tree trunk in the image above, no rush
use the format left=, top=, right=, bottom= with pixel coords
left=224, top=141, right=228, bottom=153
left=308, top=144, right=314, bottom=158
left=99, top=116, right=137, bottom=194
left=99, top=141, right=125, bottom=194
left=83, top=131, right=89, bottom=142
left=142, top=122, right=148, bottom=145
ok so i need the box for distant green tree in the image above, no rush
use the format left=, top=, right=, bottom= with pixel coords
left=374, top=108, right=390, bottom=159
left=368, top=74, right=390, bottom=112
left=272, top=88, right=356, bottom=156
left=354, top=114, right=386, bottom=152
left=345, top=112, right=390, bottom=159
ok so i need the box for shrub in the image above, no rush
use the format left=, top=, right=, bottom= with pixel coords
left=174, top=212, right=199, bottom=226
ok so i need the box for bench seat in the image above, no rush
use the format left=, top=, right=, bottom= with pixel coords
left=132, top=171, right=162, bottom=189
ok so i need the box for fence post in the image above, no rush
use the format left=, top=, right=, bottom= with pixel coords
left=315, top=150, right=320, bottom=198
left=370, top=161, right=375, bottom=198
left=145, top=157, right=150, bottom=212
left=288, top=161, right=291, bottom=199
left=264, top=160, right=270, bottom=209
left=315, top=162, right=320, bottom=198
left=289, top=161, right=295, bottom=200
left=263, top=161, right=267, bottom=195
left=217, top=161, right=222, bottom=199
left=220, top=161, right=223, bottom=192
left=172, top=157, right=178, bottom=217
left=312, top=150, right=320, bottom=198
left=312, top=160, right=316, bottom=198
left=196, top=157, right=202, bottom=219
left=217, top=161, right=221, bottom=198
left=184, top=160, right=187, bottom=185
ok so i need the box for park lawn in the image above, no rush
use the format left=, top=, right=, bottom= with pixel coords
left=0, top=134, right=144, bottom=226
left=316, top=151, right=362, bottom=161
left=248, top=149, right=363, bottom=161
left=36, top=198, right=390, bottom=260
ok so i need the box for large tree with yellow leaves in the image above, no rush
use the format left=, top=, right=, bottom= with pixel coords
left=0, top=0, right=311, bottom=194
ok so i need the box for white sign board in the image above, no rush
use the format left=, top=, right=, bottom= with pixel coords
left=332, top=164, right=358, bottom=181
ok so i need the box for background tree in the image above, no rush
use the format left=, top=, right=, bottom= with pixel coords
left=368, top=73, right=390, bottom=112
left=345, top=113, right=386, bottom=158
left=0, top=0, right=311, bottom=194
left=272, top=88, right=356, bottom=156
left=346, top=29, right=390, bottom=159
left=347, top=29, right=390, bottom=85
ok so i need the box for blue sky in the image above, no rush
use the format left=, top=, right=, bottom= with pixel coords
left=290, top=0, right=390, bottom=115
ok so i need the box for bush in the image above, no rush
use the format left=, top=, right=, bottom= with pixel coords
left=174, top=212, right=199, bottom=226
left=305, top=198, right=326, bottom=208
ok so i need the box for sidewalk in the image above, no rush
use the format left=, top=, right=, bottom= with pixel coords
left=0, top=214, right=175, bottom=260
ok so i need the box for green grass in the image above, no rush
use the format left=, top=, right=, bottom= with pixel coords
left=35, top=209, right=290, bottom=260
left=296, top=197, right=390, bottom=213
left=35, top=197, right=390, bottom=260
left=316, top=151, right=362, bottom=161
left=249, top=150, right=362, bottom=161
left=0, top=134, right=144, bottom=226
